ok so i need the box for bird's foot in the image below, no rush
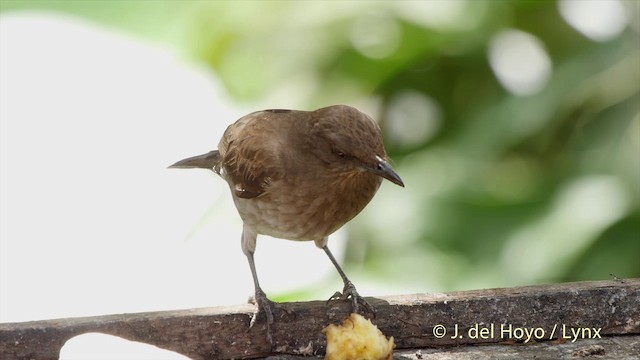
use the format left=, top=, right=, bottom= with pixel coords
left=248, top=288, right=275, bottom=345
left=328, top=281, right=374, bottom=315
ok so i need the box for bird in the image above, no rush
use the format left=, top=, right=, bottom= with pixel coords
left=169, top=105, right=403, bottom=343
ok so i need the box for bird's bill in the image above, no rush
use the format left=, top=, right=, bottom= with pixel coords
left=168, top=150, right=219, bottom=170
left=370, top=156, right=404, bottom=187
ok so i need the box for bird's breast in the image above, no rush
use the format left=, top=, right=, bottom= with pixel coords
left=229, top=171, right=382, bottom=241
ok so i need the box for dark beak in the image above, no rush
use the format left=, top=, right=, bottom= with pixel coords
left=370, top=156, right=404, bottom=187
left=168, top=150, right=220, bottom=171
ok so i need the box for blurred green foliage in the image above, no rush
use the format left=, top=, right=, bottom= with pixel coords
left=2, top=0, right=638, bottom=293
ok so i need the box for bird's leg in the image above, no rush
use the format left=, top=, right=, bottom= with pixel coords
left=246, top=250, right=274, bottom=345
left=323, top=245, right=373, bottom=314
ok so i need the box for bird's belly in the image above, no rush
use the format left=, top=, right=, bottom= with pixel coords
left=232, top=189, right=374, bottom=241
left=232, top=197, right=333, bottom=241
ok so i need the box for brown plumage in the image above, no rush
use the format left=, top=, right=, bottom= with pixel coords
left=170, top=105, right=403, bottom=344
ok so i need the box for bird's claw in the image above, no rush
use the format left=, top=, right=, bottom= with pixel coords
left=249, top=288, right=275, bottom=345
left=328, top=281, right=373, bottom=315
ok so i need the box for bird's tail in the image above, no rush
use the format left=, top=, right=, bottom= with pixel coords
left=168, top=150, right=221, bottom=173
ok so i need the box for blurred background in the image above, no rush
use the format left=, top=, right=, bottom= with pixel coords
left=1, top=0, right=638, bottom=330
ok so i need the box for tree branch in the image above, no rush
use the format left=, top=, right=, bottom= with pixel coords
left=1, top=279, right=638, bottom=359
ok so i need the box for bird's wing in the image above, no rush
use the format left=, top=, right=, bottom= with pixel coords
left=219, top=110, right=291, bottom=199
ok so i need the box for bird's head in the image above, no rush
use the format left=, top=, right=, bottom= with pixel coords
left=304, top=105, right=404, bottom=187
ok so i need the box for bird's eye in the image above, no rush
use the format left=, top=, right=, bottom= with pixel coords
left=332, top=145, right=347, bottom=158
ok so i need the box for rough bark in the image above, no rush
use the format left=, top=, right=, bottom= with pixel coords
left=1, top=279, right=638, bottom=359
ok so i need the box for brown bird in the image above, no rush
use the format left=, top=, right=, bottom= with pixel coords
left=170, top=105, right=403, bottom=343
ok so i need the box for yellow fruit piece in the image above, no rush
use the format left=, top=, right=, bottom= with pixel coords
left=323, top=313, right=395, bottom=360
